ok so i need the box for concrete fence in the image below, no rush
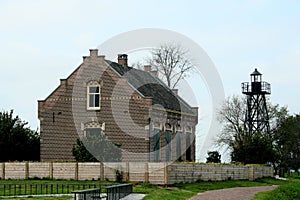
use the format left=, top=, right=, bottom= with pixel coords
left=0, top=162, right=273, bottom=185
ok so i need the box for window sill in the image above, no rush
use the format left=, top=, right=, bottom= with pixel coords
left=87, top=107, right=100, bottom=111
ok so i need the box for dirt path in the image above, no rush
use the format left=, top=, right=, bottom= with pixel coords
left=188, top=185, right=278, bottom=200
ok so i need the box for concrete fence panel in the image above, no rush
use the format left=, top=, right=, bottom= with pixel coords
left=128, top=162, right=146, bottom=182
left=0, top=162, right=273, bottom=184
left=4, top=163, right=26, bottom=179
left=78, top=162, right=101, bottom=180
left=52, top=163, right=76, bottom=180
left=28, top=162, right=51, bottom=179
left=103, top=162, right=126, bottom=181
left=148, top=163, right=165, bottom=185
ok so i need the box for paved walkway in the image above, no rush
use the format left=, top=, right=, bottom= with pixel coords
left=188, top=185, right=278, bottom=200
left=120, top=193, right=146, bottom=200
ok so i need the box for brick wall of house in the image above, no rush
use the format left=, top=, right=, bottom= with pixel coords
left=149, top=109, right=197, bottom=162
left=38, top=49, right=197, bottom=162
left=39, top=50, right=152, bottom=161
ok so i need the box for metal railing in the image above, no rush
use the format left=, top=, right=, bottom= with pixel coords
left=241, top=82, right=271, bottom=94
left=72, top=187, right=106, bottom=200
left=0, top=183, right=103, bottom=197
left=105, top=183, right=132, bottom=200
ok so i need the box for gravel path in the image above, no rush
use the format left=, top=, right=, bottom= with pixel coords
left=120, top=193, right=146, bottom=200
left=188, top=185, right=278, bottom=200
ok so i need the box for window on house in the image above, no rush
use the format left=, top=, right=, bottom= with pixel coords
left=154, top=128, right=160, bottom=162
left=165, top=126, right=172, bottom=162
left=176, top=131, right=182, bottom=161
left=87, top=83, right=100, bottom=110
left=186, top=132, right=192, bottom=161
left=85, top=127, right=101, bottom=138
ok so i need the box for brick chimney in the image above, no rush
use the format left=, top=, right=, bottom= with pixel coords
left=118, top=54, right=128, bottom=66
left=150, top=70, right=158, bottom=77
left=90, top=49, right=98, bottom=57
left=144, top=65, right=152, bottom=72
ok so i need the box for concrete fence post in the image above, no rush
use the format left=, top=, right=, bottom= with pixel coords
left=75, top=162, right=78, bottom=180
left=164, top=162, right=168, bottom=185
left=248, top=166, right=254, bottom=181
left=125, top=162, right=129, bottom=182
left=145, top=162, right=149, bottom=183
left=100, top=162, right=104, bottom=181
left=1, top=163, right=5, bottom=180
left=25, top=162, right=29, bottom=179
left=49, top=162, right=53, bottom=179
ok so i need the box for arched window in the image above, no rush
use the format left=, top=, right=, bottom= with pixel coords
left=185, top=126, right=192, bottom=161
left=87, top=81, right=100, bottom=110
left=175, top=125, right=182, bottom=161
left=153, top=122, right=161, bottom=162
left=165, top=123, right=172, bottom=162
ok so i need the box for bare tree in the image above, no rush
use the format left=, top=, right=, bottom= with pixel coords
left=130, top=61, right=144, bottom=70
left=217, top=95, right=289, bottom=146
left=149, top=43, right=193, bottom=89
left=217, top=95, right=247, bottom=148
left=217, top=95, right=289, bottom=164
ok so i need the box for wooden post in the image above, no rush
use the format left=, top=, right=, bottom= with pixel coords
left=145, top=162, right=149, bottom=183
left=49, top=162, right=53, bottom=179
left=125, top=162, right=130, bottom=182
left=75, top=162, right=79, bottom=180
left=164, top=162, right=168, bottom=185
left=25, top=162, right=29, bottom=179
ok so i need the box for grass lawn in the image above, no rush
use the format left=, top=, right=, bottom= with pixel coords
left=253, top=178, right=300, bottom=200
left=0, top=179, right=108, bottom=200
left=1, top=197, right=72, bottom=200
left=134, top=178, right=284, bottom=200
left=0, top=177, right=298, bottom=200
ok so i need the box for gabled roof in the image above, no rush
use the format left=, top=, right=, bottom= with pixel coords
left=105, top=60, right=196, bottom=115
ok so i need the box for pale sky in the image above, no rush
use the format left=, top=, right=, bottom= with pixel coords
left=1, top=0, right=300, bottom=161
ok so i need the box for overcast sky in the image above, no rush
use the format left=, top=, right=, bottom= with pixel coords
left=1, top=0, right=300, bottom=161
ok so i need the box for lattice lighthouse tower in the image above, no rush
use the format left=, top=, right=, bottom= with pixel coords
left=242, top=68, right=271, bottom=135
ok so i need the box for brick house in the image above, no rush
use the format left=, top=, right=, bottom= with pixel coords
left=38, top=49, right=198, bottom=162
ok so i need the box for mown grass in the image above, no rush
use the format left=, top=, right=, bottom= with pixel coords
left=0, top=177, right=298, bottom=200
left=134, top=179, right=277, bottom=200
left=0, top=179, right=109, bottom=200
left=1, top=196, right=72, bottom=200
left=0, top=179, right=110, bottom=185
left=253, top=178, right=300, bottom=200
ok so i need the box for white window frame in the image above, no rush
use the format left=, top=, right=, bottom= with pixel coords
left=87, top=82, right=100, bottom=110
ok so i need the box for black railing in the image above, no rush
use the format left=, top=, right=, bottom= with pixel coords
left=0, top=183, right=103, bottom=197
left=241, top=81, right=271, bottom=94
left=72, top=188, right=105, bottom=200
left=105, top=183, right=132, bottom=200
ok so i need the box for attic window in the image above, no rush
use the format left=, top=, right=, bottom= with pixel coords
left=87, top=82, right=100, bottom=110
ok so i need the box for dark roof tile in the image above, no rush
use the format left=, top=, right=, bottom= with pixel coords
left=106, top=60, right=196, bottom=115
